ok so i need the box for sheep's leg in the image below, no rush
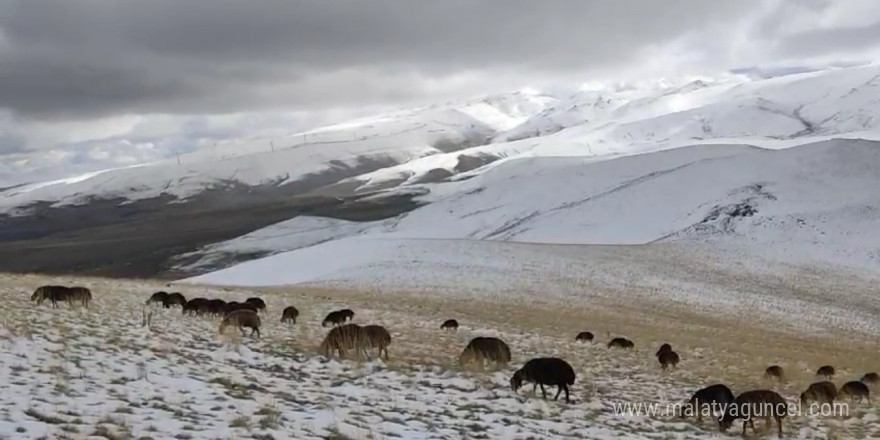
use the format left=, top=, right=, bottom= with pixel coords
left=564, top=385, right=571, bottom=403
left=741, top=420, right=748, bottom=436
left=775, top=416, right=782, bottom=438
left=539, top=384, right=547, bottom=399
left=553, top=386, right=562, bottom=401
left=532, top=383, right=538, bottom=395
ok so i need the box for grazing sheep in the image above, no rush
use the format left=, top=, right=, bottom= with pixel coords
left=339, top=308, right=355, bottom=322
left=799, top=381, right=837, bottom=406
left=225, top=301, right=258, bottom=314
left=207, top=299, right=228, bottom=316
left=245, top=297, right=267, bottom=312
left=657, top=350, right=680, bottom=370
left=32, top=285, right=71, bottom=308
left=319, top=324, right=369, bottom=359
left=362, top=324, right=392, bottom=360
left=719, top=389, right=787, bottom=438
left=441, top=319, right=459, bottom=331
left=607, top=337, right=634, bottom=349
left=280, top=306, right=299, bottom=324
left=816, top=365, right=835, bottom=379
left=861, top=372, right=879, bottom=387
left=838, top=381, right=871, bottom=404
left=183, top=298, right=208, bottom=316
left=166, top=292, right=187, bottom=308
left=656, top=343, right=672, bottom=356
left=459, top=337, right=511, bottom=368
left=575, top=332, right=594, bottom=343
left=764, top=365, right=784, bottom=382
left=510, top=357, right=576, bottom=403
left=67, top=286, right=92, bottom=308
left=679, top=384, right=735, bottom=426
left=219, top=309, right=262, bottom=339
left=147, top=291, right=170, bottom=308
left=322, top=310, right=348, bottom=327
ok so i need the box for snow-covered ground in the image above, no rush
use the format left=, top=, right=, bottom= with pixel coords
left=2, top=274, right=878, bottom=440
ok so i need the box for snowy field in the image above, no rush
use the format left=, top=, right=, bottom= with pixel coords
left=2, top=272, right=878, bottom=439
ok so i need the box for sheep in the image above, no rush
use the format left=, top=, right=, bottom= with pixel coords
left=225, top=301, right=258, bottom=315
left=838, top=381, right=871, bottom=404
left=68, top=286, right=92, bottom=308
left=657, top=350, right=680, bottom=370
left=32, top=285, right=71, bottom=308
left=607, top=337, right=634, bottom=349
left=678, top=383, right=735, bottom=426
left=245, top=297, right=267, bottom=312
left=206, top=299, right=228, bottom=316
left=510, top=357, right=576, bottom=403
left=459, top=336, right=511, bottom=368
left=718, top=389, right=787, bottom=438
left=166, top=292, right=187, bottom=308
left=861, top=372, right=879, bottom=387
left=816, top=365, right=835, bottom=380
left=441, top=319, right=459, bottom=331
left=183, top=298, right=208, bottom=316
left=764, top=365, right=784, bottom=382
left=322, top=310, right=348, bottom=327
left=575, top=332, right=594, bottom=343
left=147, top=291, right=170, bottom=308
left=280, top=306, right=299, bottom=324
left=799, top=381, right=837, bottom=406
left=656, top=343, right=672, bottom=357
left=319, top=323, right=369, bottom=359
left=339, top=308, right=355, bottom=322
left=219, top=309, right=262, bottom=339
left=362, top=324, right=392, bottom=360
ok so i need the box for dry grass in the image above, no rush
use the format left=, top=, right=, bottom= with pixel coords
left=1, top=271, right=878, bottom=439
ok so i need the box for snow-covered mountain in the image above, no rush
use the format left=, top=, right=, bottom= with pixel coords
left=5, top=64, right=880, bottom=279
left=183, top=138, right=880, bottom=285
left=0, top=92, right=553, bottom=214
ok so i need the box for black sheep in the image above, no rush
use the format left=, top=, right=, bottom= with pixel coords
left=680, top=383, right=735, bottom=426
left=510, top=357, right=576, bottom=403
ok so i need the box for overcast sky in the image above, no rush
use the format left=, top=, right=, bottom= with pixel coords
left=1, top=0, right=879, bottom=185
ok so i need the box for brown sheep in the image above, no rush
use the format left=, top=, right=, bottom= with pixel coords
left=862, top=372, right=879, bottom=387
left=799, top=381, right=837, bottom=406
left=280, top=306, right=299, bottom=324
left=764, top=365, right=784, bottom=382
left=32, top=285, right=71, bottom=308
left=607, top=337, right=634, bottom=349
left=68, top=286, right=92, bottom=308
left=459, top=336, right=511, bottom=368
left=319, top=323, right=369, bottom=359
left=510, top=357, right=576, bottom=403
left=363, top=324, right=392, bottom=360
left=219, top=309, right=262, bottom=338
left=719, top=389, right=787, bottom=438
left=656, top=343, right=672, bottom=356
left=838, top=381, right=871, bottom=404
left=166, top=292, right=187, bottom=308
left=575, top=332, right=594, bottom=343
left=658, top=350, right=680, bottom=370
left=816, top=365, right=835, bottom=380
left=441, top=319, right=459, bottom=331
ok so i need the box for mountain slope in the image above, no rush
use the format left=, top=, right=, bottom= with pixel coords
left=183, top=138, right=880, bottom=280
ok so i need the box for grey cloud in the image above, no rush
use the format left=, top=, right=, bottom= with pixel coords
left=1, top=0, right=757, bottom=120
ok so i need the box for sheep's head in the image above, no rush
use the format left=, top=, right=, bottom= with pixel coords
left=510, top=370, right=524, bottom=393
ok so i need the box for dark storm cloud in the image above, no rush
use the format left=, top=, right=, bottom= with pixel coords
left=0, top=0, right=756, bottom=120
